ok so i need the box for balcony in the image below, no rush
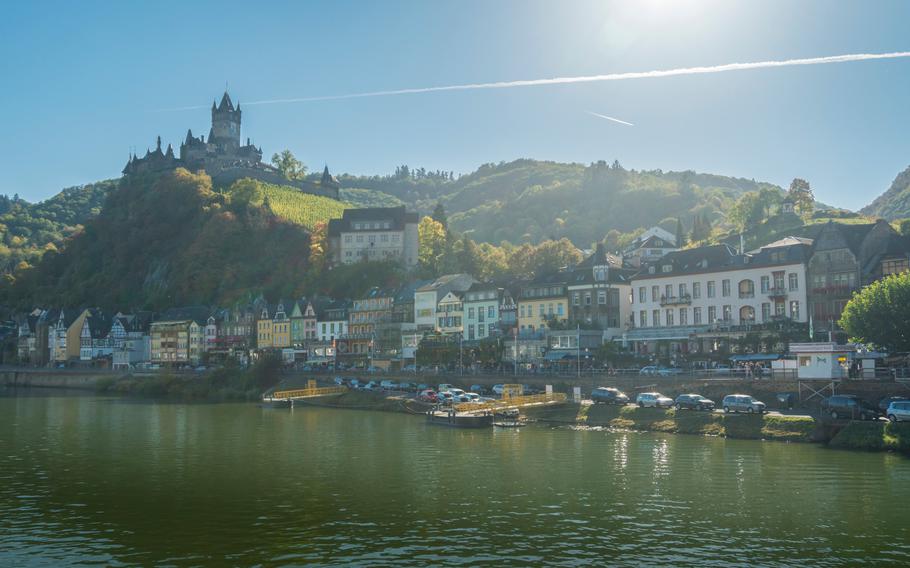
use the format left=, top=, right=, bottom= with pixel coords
left=767, top=286, right=788, bottom=298
left=810, top=285, right=856, bottom=296
left=659, top=293, right=692, bottom=306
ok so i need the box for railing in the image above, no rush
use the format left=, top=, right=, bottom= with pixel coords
left=767, top=286, right=788, bottom=297
left=453, top=392, right=567, bottom=413
left=269, top=385, right=348, bottom=399
left=659, top=294, right=692, bottom=306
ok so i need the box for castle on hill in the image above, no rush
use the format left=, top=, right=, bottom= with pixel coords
left=122, top=91, right=340, bottom=199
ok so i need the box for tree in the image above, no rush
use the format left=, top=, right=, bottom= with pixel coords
left=758, top=187, right=783, bottom=218
left=839, top=272, right=910, bottom=352
left=458, top=237, right=479, bottom=276
left=418, top=216, right=446, bottom=276
left=432, top=202, right=448, bottom=229
left=675, top=218, right=687, bottom=248
left=727, top=192, right=765, bottom=232
left=271, top=150, right=307, bottom=180
left=309, top=220, right=328, bottom=271
left=788, top=178, right=814, bottom=217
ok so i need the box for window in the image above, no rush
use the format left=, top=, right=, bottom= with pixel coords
left=356, top=235, right=364, bottom=243
left=762, top=303, right=771, bottom=322
left=344, top=235, right=352, bottom=243
left=392, top=234, right=400, bottom=243
left=548, top=303, right=554, bottom=315
left=739, top=305, right=755, bottom=322
left=381, top=234, right=389, bottom=242
left=520, top=305, right=526, bottom=317
left=557, top=304, right=564, bottom=316
left=707, top=281, right=716, bottom=298
left=573, top=293, right=580, bottom=306
left=662, top=264, right=672, bottom=273
left=679, top=283, right=687, bottom=297
left=788, top=273, right=798, bottom=291
left=666, top=309, right=674, bottom=326
left=790, top=301, right=800, bottom=320
left=722, top=305, right=732, bottom=321
left=638, top=287, right=646, bottom=303
left=773, top=271, right=785, bottom=290
left=651, top=286, right=659, bottom=302
left=883, top=259, right=910, bottom=275
left=653, top=309, right=661, bottom=327
left=468, top=307, right=475, bottom=319
left=640, top=310, right=647, bottom=327
left=665, top=284, right=673, bottom=298
left=488, top=306, right=495, bottom=318
left=679, top=308, right=687, bottom=325
left=722, top=279, right=731, bottom=297
left=468, top=326, right=475, bottom=340
left=761, top=276, right=770, bottom=293
left=693, top=307, right=702, bottom=325
left=738, top=279, right=754, bottom=298
left=708, top=306, right=716, bottom=322
left=584, top=293, right=592, bottom=306
left=478, top=310, right=485, bottom=323
left=692, top=282, right=701, bottom=299
left=598, top=291, right=606, bottom=305
left=539, top=305, right=545, bottom=316
left=775, top=301, right=786, bottom=316
left=368, top=234, right=376, bottom=243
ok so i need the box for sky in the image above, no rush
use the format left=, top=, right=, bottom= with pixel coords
left=1, top=0, right=909, bottom=211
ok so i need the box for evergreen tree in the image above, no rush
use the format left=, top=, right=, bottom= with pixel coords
left=675, top=218, right=687, bottom=247
left=432, top=202, right=448, bottom=229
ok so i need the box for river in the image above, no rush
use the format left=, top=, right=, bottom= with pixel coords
left=1, top=391, right=909, bottom=566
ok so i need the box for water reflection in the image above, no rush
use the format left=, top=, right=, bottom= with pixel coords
left=1, top=394, right=909, bottom=567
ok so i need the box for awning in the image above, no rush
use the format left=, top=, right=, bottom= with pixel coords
left=729, top=354, right=782, bottom=362
left=544, top=350, right=575, bottom=361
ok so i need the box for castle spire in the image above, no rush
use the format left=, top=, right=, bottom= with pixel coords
left=185, top=129, right=194, bottom=145
left=156, top=136, right=162, bottom=151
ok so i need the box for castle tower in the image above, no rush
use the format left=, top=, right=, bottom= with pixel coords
left=210, top=91, right=241, bottom=152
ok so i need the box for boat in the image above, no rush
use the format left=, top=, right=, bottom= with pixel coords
left=493, top=420, right=526, bottom=428
left=426, top=409, right=494, bottom=428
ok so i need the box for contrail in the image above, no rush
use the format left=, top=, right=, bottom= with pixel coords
left=156, top=51, right=910, bottom=111
left=587, top=111, right=634, bottom=127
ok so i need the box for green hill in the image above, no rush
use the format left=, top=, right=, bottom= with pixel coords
left=3, top=171, right=318, bottom=310
left=339, top=159, right=783, bottom=245
left=0, top=179, right=116, bottom=274
left=861, top=164, right=910, bottom=220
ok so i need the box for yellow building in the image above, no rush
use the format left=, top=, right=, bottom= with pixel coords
left=517, top=275, right=569, bottom=333
left=150, top=307, right=210, bottom=366
left=257, top=303, right=291, bottom=349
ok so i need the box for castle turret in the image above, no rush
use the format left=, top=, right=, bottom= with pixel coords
left=321, top=165, right=340, bottom=189
left=210, top=91, right=241, bottom=152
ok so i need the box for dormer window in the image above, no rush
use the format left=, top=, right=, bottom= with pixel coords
left=661, top=265, right=672, bottom=273
left=648, top=266, right=656, bottom=274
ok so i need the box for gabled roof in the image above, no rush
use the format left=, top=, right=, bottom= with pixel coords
left=327, top=206, right=419, bottom=236
left=157, top=306, right=212, bottom=326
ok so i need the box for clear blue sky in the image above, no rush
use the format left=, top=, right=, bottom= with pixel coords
left=2, top=0, right=909, bottom=210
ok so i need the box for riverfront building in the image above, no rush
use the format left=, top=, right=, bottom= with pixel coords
left=626, top=238, right=811, bottom=358
left=327, top=206, right=420, bottom=268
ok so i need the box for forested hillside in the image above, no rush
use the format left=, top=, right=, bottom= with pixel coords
left=0, top=180, right=116, bottom=274
left=339, top=159, right=784, bottom=246
left=861, top=164, right=910, bottom=220
left=3, top=171, right=318, bottom=310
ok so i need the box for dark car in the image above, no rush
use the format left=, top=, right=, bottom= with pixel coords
left=879, top=396, right=910, bottom=414
left=590, top=387, right=629, bottom=405
left=674, top=393, right=715, bottom=411
left=822, top=395, right=881, bottom=421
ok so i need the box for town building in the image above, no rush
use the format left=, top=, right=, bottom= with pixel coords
left=626, top=238, right=811, bottom=358
left=340, top=287, right=395, bottom=362
left=463, top=283, right=503, bottom=342
left=435, top=291, right=465, bottom=336
left=517, top=273, right=570, bottom=334
left=150, top=307, right=210, bottom=366
left=567, top=244, right=635, bottom=340
left=327, top=206, right=419, bottom=267
left=414, top=274, right=477, bottom=331
left=622, top=226, right=679, bottom=268
left=316, top=301, right=349, bottom=342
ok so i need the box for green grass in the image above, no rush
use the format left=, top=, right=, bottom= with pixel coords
left=829, top=422, right=910, bottom=452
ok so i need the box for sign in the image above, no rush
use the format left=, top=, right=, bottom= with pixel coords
left=572, top=386, right=581, bottom=403
left=545, top=385, right=553, bottom=396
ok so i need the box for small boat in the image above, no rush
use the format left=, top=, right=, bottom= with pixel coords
left=493, top=420, right=525, bottom=428
left=426, top=409, right=494, bottom=428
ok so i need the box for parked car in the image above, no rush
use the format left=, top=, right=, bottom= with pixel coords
left=349, top=379, right=360, bottom=387
left=722, top=394, right=766, bottom=414
left=674, top=394, right=715, bottom=411
left=380, top=379, right=398, bottom=390
left=658, top=367, right=683, bottom=376
left=437, top=383, right=456, bottom=393
left=470, top=384, right=485, bottom=394
left=333, top=376, right=345, bottom=385
left=418, top=389, right=437, bottom=402
left=886, top=401, right=910, bottom=422
left=436, top=391, right=454, bottom=405
left=822, top=395, right=881, bottom=421
left=639, top=366, right=659, bottom=376
left=591, top=387, right=629, bottom=405
left=465, top=393, right=481, bottom=403
left=636, top=392, right=674, bottom=408
left=492, top=384, right=505, bottom=396
left=399, top=382, right=413, bottom=391
left=879, top=396, right=910, bottom=414
left=448, top=388, right=466, bottom=398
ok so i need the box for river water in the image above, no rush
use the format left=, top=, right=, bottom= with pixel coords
left=1, top=391, right=909, bottom=566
